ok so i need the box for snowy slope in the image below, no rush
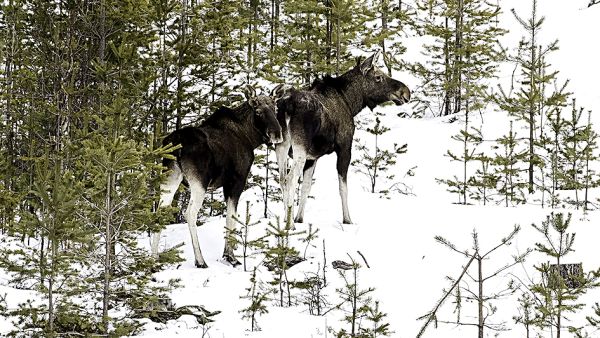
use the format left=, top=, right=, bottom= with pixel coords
left=135, top=106, right=600, bottom=337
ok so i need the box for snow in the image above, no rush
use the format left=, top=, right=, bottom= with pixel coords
left=132, top=108, right=600, bottom=337
left=2, top=1, right=600, bottom=337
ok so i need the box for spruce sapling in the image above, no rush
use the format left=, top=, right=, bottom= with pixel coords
left=240, top=267, right=270, bottom=332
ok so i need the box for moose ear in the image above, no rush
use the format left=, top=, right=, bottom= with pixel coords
left=243, top=85, right=257, bottom=101
left=271, top=83, right=293, bottom=102
left=355, top=56, right=364, bottom=68
left=360, top=50, right=381, bottom=74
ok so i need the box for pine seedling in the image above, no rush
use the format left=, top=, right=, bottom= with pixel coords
left=493, top=121, right=528, bottom=206
left=559, top=98, right=588, bottom=209
left=300, top=223, right=320, bottom=260
left=329, top=254, right=385, bottom=338
left=418, top=226, right=530, bottom=337
left=240, top=267, right=271, bottom=332
left=579, top=110, right=598, bottom=214
left=513, top=292, right=542, bottom=338
left=352, top=116, right=407, bottom=195
left=360, top=300, right=394, bottom=337
left=264, top=216, right=304, bottom=307
left=229, top=201, right=268, bottom=272
left=437, top=111, right=483, bottom=205
left=470, top=153, right=499, bottom=205
left=530, top=213, right=600, bottom=338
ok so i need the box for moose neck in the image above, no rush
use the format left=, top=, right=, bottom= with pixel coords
left=336, top=69, right=370, bottom=117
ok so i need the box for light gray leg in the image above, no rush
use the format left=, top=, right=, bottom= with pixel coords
left=338, top=175, right=352, bottom=224
left=275, top=138, right=290, bottom=188
left=151, top=165, right=183, bottom=257
left=223, top=197, right=241, bottom=266
left=295, top=160, right=317, bottom=223
left=284, top=145, right=307, bottom=228
left=185, top=177, right=208, bottom=268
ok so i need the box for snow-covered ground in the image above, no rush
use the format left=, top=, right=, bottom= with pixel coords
left=132, top=107, right=600, bottom=337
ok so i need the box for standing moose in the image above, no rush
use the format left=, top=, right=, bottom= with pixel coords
left=152, top=86, right=282, bottom=268
left=274, top=50, right=411, bottom=225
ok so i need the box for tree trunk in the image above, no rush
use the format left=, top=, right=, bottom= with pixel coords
left=478, top=255, right=484, bottom=338
left=103, top=172, right=113, bottom=333
left=453, top=0, right=464, bottom=115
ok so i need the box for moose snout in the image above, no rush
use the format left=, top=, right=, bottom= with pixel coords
left=400, top=85, right=411, bottom=103
left=269, top=130, right=284, bottom=144
left=390, top=83, right=411, bottom=105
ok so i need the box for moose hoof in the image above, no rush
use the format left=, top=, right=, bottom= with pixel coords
left=343, top=219, right=353, bottom=224
left=195, top=261, right=208, bottom=269
left=294, top=216, right=304, bottom=224
left=223, top=253, right=241, bottom=267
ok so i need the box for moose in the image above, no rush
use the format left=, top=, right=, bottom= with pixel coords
left=151, top=86, right=283, bottom=268
left=273, top=50, right=411, bottom=225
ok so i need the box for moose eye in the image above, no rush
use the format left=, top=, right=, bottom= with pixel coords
left=375, top=75, right=384, bottom=82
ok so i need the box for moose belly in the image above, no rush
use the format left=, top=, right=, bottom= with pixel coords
left=308, top=135, right=335, bottom=158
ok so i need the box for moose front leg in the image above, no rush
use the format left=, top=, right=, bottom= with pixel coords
left=284, top=144, right=307, bottom=229
left=295, top=159, right=317, bottom=223
left=336, top=145, right=353, bottom=224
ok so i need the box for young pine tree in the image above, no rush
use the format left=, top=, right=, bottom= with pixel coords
left=493, top=121, right=528, bottom=206
left=496, top=0, right=570, bottom=194
left=530, top=213, right=600, bottom=338
left=240, top=267, right=271, bottom=332
left=264, top=216, right=304, bottom=307
left=352, top=116, right=407, bottom=194
left=437, top=111, right=483, bottom=205
left=411, top=0, right=505, bottom=117
left=559, top=98, right=591, bottom=209
left=432, top=226, right=529, bottom=338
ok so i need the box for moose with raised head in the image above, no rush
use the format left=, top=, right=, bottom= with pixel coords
left=151, top=86, right=282, bottom=268
left=273, top=50, right=411, bottom=225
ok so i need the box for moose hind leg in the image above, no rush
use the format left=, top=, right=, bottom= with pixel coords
left=152, top=164, right=183, bottom=257
left=223, top=179, right=244, bottom=266
left=295, top=159, right=317, bottom=223
left=185, top=176, right=208, bottom=268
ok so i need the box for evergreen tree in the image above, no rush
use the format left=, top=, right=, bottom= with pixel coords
left=264, top=216, right=304, bottom=308
left=493, top=121, right=528, bottom=206
left=352, top=115, right=407, bottom=194
left=496, top=0, right=570, bottom=194
left=437, top=111, right=482, bottom=205
left=230, top=201, right=268, bottom=272
left=363, top=0, right=413, bottom=76
left=530, top=213, right=600, bottom=338
left=432, top=226, right=529, bottom=338
left=470, top=153, right=498, bottom=205
left=559, top=98, right=591, bottom=209
left=411, top=0, right=505, bottom=117
left=240, top=267, right=271, bottom=332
